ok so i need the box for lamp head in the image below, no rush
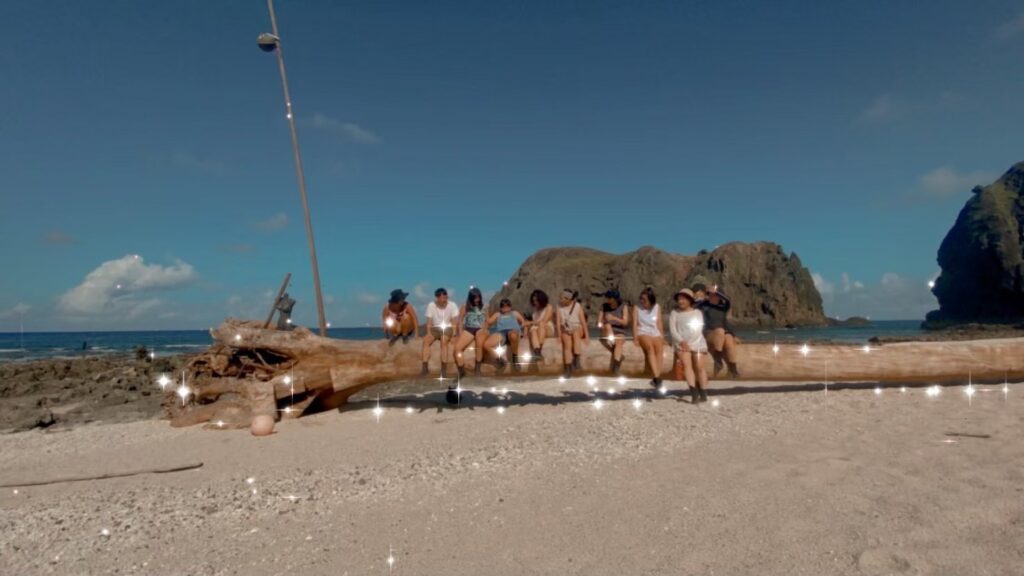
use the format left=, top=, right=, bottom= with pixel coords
left=257, top=33, right=280, bottom=52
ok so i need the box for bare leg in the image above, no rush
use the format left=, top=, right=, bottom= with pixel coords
left=600, top=324, right=615, bottom=353
left=650, top=338, right=664, bottom=379
left=508, top=330, right=520, bottom=355
left=453, top=331, right=475, bottom=368
left=399, top=315, right=415, bottom=337
left=706, top=329, right=725, bottom=375
left=421, top=333, right=436, bottom=363
left=474, top=329, right=488, bottom=364
left=681, top=351, right=696, bottom=389
left=560, top=332, right=574, bottom=366
left=694, top=352, right=709, bottom=390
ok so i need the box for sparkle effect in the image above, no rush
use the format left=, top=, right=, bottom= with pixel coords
left=385, top=317, right=395, bottom=328
left=497, top=406, right=506, bottom=415
left=156, top=374, right=171, bottom=390
left=926, top=385, right=942, bottom=398
left=593, top=398, right=605, bottom=410
left=175, top=372, right=192, bottom=406
left=772, top=343, right=780, bottom=356
left=373, top=396, right=384, bottom=422
left=800, top=344, right=811, bottom=357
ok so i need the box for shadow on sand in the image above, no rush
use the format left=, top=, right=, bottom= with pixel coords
left=327, top=376, right=1008, bottom=417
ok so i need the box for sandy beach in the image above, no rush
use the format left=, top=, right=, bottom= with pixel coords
left=2, top=373, right=1022, bottom=576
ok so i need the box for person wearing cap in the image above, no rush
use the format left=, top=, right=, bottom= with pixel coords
left=556, top=288, right=587, bottom=377
left=421, top=287, right=459, bottom=378
left=598, top=289, right=630, bottom=375
left=670, top=288, right=710, bottom=403
left=453, top=287, right=489, bottom=378
left=691, top=282, right=741, bottom=378
left=381, top=289, right=419, bottom=345
left=632, top=287, right=666, bottom=389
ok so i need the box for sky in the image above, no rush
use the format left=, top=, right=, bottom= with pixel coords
left=1, top=0, right=1022, bottom=331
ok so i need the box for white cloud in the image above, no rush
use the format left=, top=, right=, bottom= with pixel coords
left=858, top=92, right=961, bottom=124
left=356, top=292, right=382, bottom=305
left=811, top=272, right=834, bottom=296
left=309, top=113, right=381, bottom=144
left=917, top=167, right=996, bottom=198
left=413, top=282, right=432, bottom=302
left=253, top=212, right=289, bottom=232
left=813, top=271, right=937, bottom=320
left=859, top=95, right=897, bottom=123
left=994, top=12, right=1024, bottom=41
left=0, top=303, right=31, bottom=319
left=58, top=254, right=197, bottom=317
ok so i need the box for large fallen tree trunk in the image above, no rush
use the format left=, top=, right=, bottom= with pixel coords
left=165, top=318, right=1024, bottom=430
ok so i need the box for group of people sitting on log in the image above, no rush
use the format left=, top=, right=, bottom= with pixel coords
left=381, top=283, right=741, bottom=404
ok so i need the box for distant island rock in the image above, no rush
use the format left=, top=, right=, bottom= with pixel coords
left=925, top=161, right=1024, bottom=328
left=491, top=242, right=826, bottom=329
left=827, top=316, right=871, bottom=327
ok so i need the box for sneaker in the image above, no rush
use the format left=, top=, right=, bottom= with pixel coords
left=388, top=334, right=400, bottom=346
left=698, top=388, right=709, bottom=403
left=727, top=364, right=740, bottom=379
left=573, top=355, right=582, bottom=370
left=457, top=366, right=466, bottom=379
left=650, top=378, right=661, bottom=389
left=713, top=357, right=723, bottom=376
left=690, top=387, right=699, bottom=403
left=420, top=363, right=429, bottom=377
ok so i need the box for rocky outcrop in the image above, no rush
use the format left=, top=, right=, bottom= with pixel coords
left=926, top=161, right=1024, bottom=327
left=490, top=242, right=826, bottom=328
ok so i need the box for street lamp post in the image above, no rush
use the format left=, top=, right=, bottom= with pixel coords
left=258, top=0, right=328, bottom=337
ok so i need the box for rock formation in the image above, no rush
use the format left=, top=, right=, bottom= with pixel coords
left=927, top=161, right=1024, bottom=327
left=490, top=242, right=825, bottom=328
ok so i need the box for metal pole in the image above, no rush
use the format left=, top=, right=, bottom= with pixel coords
left=265, top=0, right=328, bottom=336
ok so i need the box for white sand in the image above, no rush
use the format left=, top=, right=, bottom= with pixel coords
left=1, top=377, right=1022, bottom=575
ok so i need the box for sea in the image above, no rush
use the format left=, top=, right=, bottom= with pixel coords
left=0, top=321, right=926, bottom=364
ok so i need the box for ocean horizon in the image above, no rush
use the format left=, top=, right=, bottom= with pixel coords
left=0, top=320, right=926, bottom=363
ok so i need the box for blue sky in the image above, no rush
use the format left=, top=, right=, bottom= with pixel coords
left=1, top=0, right=1022, bottom=330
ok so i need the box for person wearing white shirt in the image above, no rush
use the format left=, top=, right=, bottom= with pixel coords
left=669, top=288, right=710, bottom=404
left=631, top=287, right=665, bottom=389
left=421, top=287, right=459, bottom=379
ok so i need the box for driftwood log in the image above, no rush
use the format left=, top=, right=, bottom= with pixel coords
left=165, top=318, right=1024, bottom=429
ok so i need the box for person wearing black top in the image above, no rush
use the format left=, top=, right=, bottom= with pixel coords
left=692, top=283, right=741, bottom=378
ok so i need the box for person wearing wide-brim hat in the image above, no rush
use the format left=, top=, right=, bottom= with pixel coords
left=598, top=289, right=630, bottom=375
left=381, top=289, right=419, bottom=345
left=670, top=288, right=710, bottom=403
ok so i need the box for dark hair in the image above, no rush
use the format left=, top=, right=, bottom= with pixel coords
left=499, top=298, right=512, bottom=308
left=691, top=283, right=707, bottom=293
left=435, top=287, right=447, bottom=297
left=639, top=287, right=656, bottom=307
left=529, top=289, right=549, bottom=309
left=466, top=287, right=483, bottom=309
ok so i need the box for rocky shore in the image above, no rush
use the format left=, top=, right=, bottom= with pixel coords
left=0, top=355, right=191, bottom=433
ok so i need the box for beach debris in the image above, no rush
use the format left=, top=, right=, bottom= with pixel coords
left=0, top=462, right=204, bottom=489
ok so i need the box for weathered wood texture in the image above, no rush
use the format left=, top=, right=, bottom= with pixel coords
left=165, top=318, right=1024, bottom=429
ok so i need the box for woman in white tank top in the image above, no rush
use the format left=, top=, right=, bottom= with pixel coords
left=556, top=289, right=587, bottom=377
left=631, top=287, right=665, bottom=389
